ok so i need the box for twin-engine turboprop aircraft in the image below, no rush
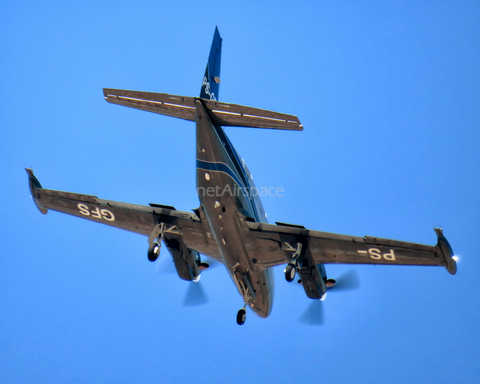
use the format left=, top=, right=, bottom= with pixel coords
left=26, top=27, right=456, bottom=325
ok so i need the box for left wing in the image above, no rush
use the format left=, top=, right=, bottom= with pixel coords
left=26, top=169, right=220, bottom=260
left=247, top=221, right=457, bottom=275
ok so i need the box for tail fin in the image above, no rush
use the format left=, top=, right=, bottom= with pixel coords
left=200, top=27, right=222, bottom=101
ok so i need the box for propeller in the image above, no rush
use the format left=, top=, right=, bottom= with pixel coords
left=299, top=300, right=324, bottom=326
left=330, top=269, right=361, bottom=292
left=297, top=269, right=360, bottom=325
left=152, top=247, right=213, bottom=307
left=183, top=281, right=209, bottom=307
left=154, top=249, right=177, bottom=274
left=155, top=252, right=221, bottom=275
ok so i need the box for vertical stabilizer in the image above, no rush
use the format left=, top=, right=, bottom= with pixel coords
left=200, top=27, right=222, bottom=101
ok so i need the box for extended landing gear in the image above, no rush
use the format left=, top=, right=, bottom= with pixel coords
left=284, top=263, right=296, bottom=282
left=284, top=242, right=303, bottom=282
left=148, top=241, right=161, bottom=262
left=147, top=223, right=165, bottom=262
left=236, top=308, right=247, bottom=325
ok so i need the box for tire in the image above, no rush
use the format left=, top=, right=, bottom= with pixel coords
left=147, top=242, right=161, bottom=262
left=236, top=308, right=246, bottom=325
left=284, top=263, right=296, bottom=282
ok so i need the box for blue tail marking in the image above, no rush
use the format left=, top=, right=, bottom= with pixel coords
left=200, top=27, right=222, bottom=101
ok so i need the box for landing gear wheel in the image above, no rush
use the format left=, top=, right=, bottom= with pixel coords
left=236, top=308, right=246, bottom=325
left=284, top=263, right=296, bottom=282
left=147, top=241, right=161, bottom=262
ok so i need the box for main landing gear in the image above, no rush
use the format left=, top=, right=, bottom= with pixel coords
left=285, top=263, right=296, bottom=282
left=147, top=223, right=165, bottom=262
left=148, top=241, right=161, bottom=262
left=236, top=307, right=247, bottom=325
left=284, top=242, right=303, bottom=282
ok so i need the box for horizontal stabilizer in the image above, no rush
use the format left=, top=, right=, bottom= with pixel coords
left=103, top=88, right=302, bottom=130
left=104, top=89, right=197, bottom=121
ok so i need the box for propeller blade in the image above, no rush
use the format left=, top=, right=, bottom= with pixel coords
left=299, top=300, right=324, bottom=326
left=154, top=250, right=176, bottom=274
left=183, top=281, right=209, bottom=307
left=331, top=269, right=360, bottom=292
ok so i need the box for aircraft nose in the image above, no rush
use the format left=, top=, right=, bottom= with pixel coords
left=249, top=290, right=273, bottom=319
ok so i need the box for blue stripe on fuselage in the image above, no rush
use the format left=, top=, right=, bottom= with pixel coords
left=210, top=126, right=262, bottom=221
left=197, top=159, right=259, bottom=221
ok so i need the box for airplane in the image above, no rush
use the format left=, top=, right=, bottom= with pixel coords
left=26, top=27, right=457, bottom=325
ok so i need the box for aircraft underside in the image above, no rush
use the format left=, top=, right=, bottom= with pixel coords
left=195, top=99, right=273, bottom=321
left=25, top=27, right=457, bottom=326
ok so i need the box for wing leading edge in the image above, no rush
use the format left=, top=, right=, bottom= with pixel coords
left=26, top=169, right=220, bottom=261
left=247, top=221, right=457, bottom=275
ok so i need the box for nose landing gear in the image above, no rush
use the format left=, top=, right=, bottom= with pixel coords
left=236, top=307, right=247, bottom=325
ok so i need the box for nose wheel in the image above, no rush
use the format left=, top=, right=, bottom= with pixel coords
left=236, top=308, right=246, bottom=325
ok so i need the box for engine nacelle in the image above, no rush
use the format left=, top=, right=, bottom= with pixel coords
left=297, top=259, right=327, bottom=300
left=164, top=235, right=201, bottom=281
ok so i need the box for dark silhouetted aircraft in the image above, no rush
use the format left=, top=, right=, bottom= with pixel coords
left=26, top=27, right=456, bottom=325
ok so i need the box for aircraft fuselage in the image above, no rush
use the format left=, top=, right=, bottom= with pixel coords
left=195, top=99, right=274, bottom=318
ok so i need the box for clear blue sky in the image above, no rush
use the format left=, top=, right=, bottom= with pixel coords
left=2, top=1, right=479, bottom=383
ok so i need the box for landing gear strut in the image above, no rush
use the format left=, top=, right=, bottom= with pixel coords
left=236, top=308, right=246, bottom=325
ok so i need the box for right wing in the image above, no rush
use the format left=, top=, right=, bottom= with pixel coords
left=247, top=221, right=457, bottom=275
left=26, top=169, right=220, bottom=261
